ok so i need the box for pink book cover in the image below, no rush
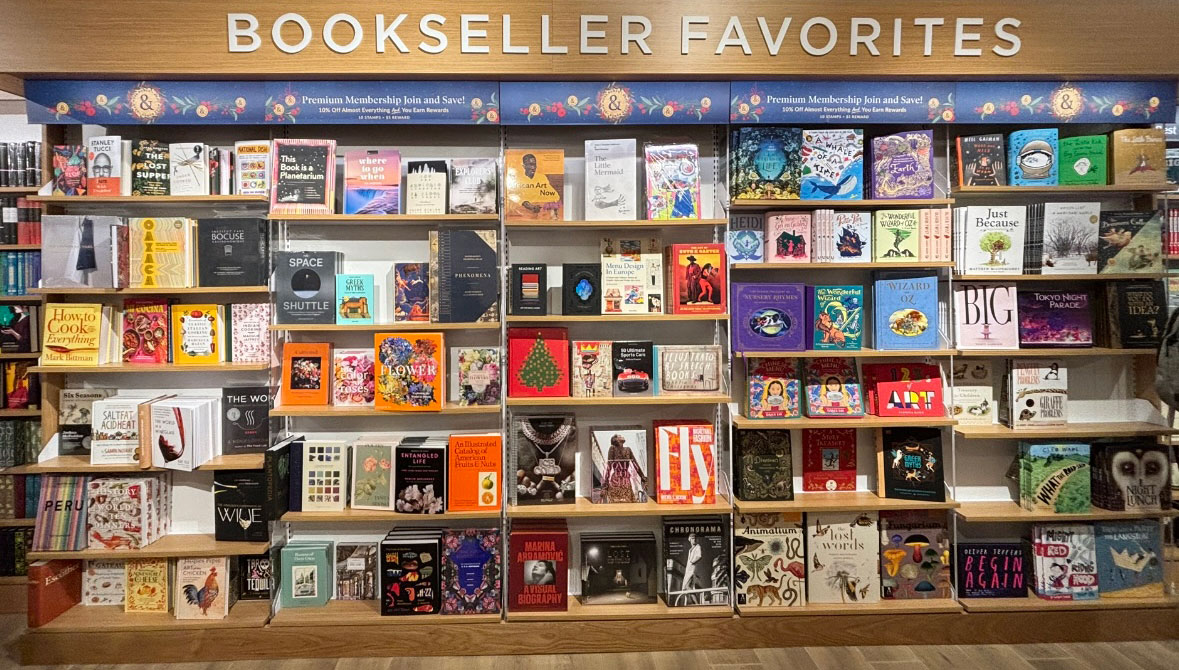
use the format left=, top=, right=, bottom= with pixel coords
left=344, top=149, right=401, bottom=215
left=765, top=212, right=812, bottom=263
left=954, top=283, right=1019, bottom=349
left=121, top=299, right=169, bottom=364
left=230, top=303, right=272, bottom=364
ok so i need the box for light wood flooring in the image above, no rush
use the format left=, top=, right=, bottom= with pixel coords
left=1, top=613, right=1176, bottom=670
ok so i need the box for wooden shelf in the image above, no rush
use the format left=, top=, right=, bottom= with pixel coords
left=954, top=185, right=1170, bottom=194
left=509, top=596, right=732, bottom=622
left=30, top=195, right=268, bottom=204
left=730, top=198, right=955, bottom=208
left=31, top=362, right=269, bottom=373
left=954, top=500, right=1179, bottom=522
left=505, top=218, right=725, bottom=229
left=732, top=415, right=955, bottom=429
left=271, top=322, right=499, bottom=332
left=269, top=599, right=501, bottom=626
left=0, top=186, right=38, bottom=195
left=283, top=508, right=501, bottom=522
left=0, top=575, right=27, bottom=583
left=26, top=533, right=268, bottom=560
left=0, top=408, right=41, bottom=417
left=737, top=599, right=961, bottom=616
left=0, top=518, right=35, bottom=527
left=0, top=296, right=40, bottom=303
left=954, top=273, right=1165, bottom=281
left=960, top=594, right=1179, bottom=613
left=735, top=348, right=955, bottom=358
left=272, top=403, right=499, bottom=417
left=955, top=422, right=1179, bottom=439
left=507, top=495, right=732, bottom=519
left=0, top=244, right=39, bottom=251
left=34, top=285, right=268, bottom=295
left=0, top=352, right=40, bottom=360
left=506, top=314, right=727, bottom=323
left=733, top=261, right=954, bottom=270
left=269, top=213, right=498, bottom=223
left=18, top=453, right=264, bottom=473
left=957, top=347, right=1153, bottom=357
left=30, top=600, right=271, bottom=633
left=506, top=394, right=730, bottom=407
left=734, top=493, right=958, bottom=513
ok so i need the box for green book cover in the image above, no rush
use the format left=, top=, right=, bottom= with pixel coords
left=280, top=541, right=334, bottom=608
left=872, top=210, right=920, bottom=261
left=1058, top=135, right=1107, bottom=185
left=335, top=274, right=375, bottom=325
left=810, top=285, right=864, bottom=350
left=1019, top=443, right=1090, bottom=514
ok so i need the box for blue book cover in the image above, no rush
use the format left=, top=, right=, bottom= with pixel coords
left=808, top=285, right=864, bottom=351
left=1008, top=128, right=1059, bottom=186
left=731, top=127, right=803, bottom=200
left=335, top=274, right=375, bottom=325
left=1095, top=520, right=1164, bottom=598
left=732, top=283, right=807, bottom=352
left=726, top=213, right=764, bottom=263
left=800, top=129, right=864, bottom=200
left=873, top=273, right=939, bottom=350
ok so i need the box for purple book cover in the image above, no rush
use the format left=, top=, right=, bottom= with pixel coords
left=732, top=283, right=806, bottom=352
left=1016, top=289, right=1093, bottom=348
left=871, top=130, right=934, bottom=200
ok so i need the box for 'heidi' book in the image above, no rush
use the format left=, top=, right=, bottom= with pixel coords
left=344, top=149, right=400, bottom=215
left=726, top=213, right=764, bottom=263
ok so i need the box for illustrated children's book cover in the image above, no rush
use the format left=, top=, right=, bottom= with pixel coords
left=799, top=129, right=864, bottom=200
left=801, top=428, right=856, bottom=492
left=734, top=513, right=806, bottom=608
left=873, top=274, right=939, bottom=351
left=1007, top=128, right=1058, bottom=186
left=1003, top=359, right=1068, bottom=429
left=952, top=359, right=995, bottom=425
left=1017, top=289, right=1093, bottom=348
left=1097, top=211, right=1163, bottom=274
left=732, top=283, right=807, bottom=353
left=954, top=283, right=1019, bottom=349
left=730, top=126, right=802, bottom=201
left=746, top=357, right=800, bottom=420
left=956, top=134, right=1006, bottom=187
left=726, top=213, right=764, bottom=263
left=1041, top=202, right=1100, bottom=274
left=831, top=212, right=872, bottom=263
left=734, top=429, right=792, bottom=502
left=871, top=131, right=934, bottom=199
left=765, top=212, right=811, bottom=263
left=1058, top=136, right=1107, bottom=186
left=335, top=274, right=375, bottom=325
left=1032, top=524, right=1097, bottom=601
left=805, top=511, right=880, bottom=604
left=879, top=428, right=945, bottom=502
left=645, top=143, right=701, bottom=220
left=1095, top=520, right=1164, bottom=598
left=872, top=210, right=920, bottom=261
left=1019, top=442, right=1090, bottom=514
left=880, top=510, right=951, bottom=599
left=808, top=285, right=863, bottom=351
left=804, top=357, right=863, bottom=417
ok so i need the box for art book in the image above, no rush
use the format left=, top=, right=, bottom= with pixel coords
left=799, top=129, right=863, bottom=200
left=734, top=429, right=792, bottom=501
left=862, top=362, right=943, bottom=418
left=746, top=357, right=800, bottom=420
left=808, top=285, right=863, bottom=350
left=654, top=421, right=716, bottom=504
left=343, top=149, right=401, bottom=215
left=734, top=513, right=805, bottom=608
left=281, top=342, right=331, bottom=406
left=507, top=327, right=569, bottom=398
left=666, top=243, right=725, bottom=314
left=765, top=212, right=811, bottom=263
left=806, top=511, right=880, bottom=604
left=880, top=511, right=951, bottom=599
left=804, top=357, right=863, bottom=417
left=644, top=143, right=701, bottom=220
left=831, top=211, right=872, bottom=263
left=730, top=126, right=803, bottom=200
left=872, top=273, right=939, bottom=350
left=374, top=332, right=443, bottom=411
left=1017, top=289, right=1093, bottom=347
left=871, top=130, right=934, bottom=199
left=571, top=341, right=612, bottom=398
left=1058, top=135, right=1107, bottom=186
left=508, top=520, right=568, bottom=612
left=393, top=262, right=429, bottom=322
left=956, top=134, right=1006, bottom=186
left=954, top=283, right=1018, bottom=349
left=589, top=425, right=648, bottom=503
left=664, top=516, right=729, bottom=607
left=1041, top=202, right=1100, bottom=273
left=726, top=213, right=764, bottom=263
left=879, top=428, right=945, bottom=502
left=176, top=557, right=231, bottom=619
left=1097, top=210, right=1163, bottom=274
left=121, top=299, right=169, bottom=364
left=449, top=158, right=498, bottom=215
left=349, top=441, right=394, bottom=510
left=168, top=142, right=208, bottom=196
left=450, top=347, right=501, bottom=406
left=379, top=532, right=441, bottom=614
left=335, top=274, right=374, bottom=325
left=958, top=205, right=1028, bottom=275
left=952, top=359, right=995, bottom=425
left=584, top=139, right=637, bottom=220
left=872, top=210, right=920, bottom=261
left=332, top=348, right=375, bottom=406
left=335, top=543, right=377, bottom=600
left=270, top=138, right=336, bottom=215
left=611, top=340, right=653, bottom=398
left=802, top=428, right=856, bottom=491
left=600, top=236, right=663, bottom=315
left=654, top=344, right=722, bottom=397
left=447, top=433, right=501, bottom=512
left=440, top=528, right=502, bottom=615
left=1008, top=128, right=1058, bottom=186
left=504, top=149, right=564, bottom=221
left=512, top=414, right=577, bottom=505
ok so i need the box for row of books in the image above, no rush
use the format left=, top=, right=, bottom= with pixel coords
left=0, top=474, right=40, bottom=519
left=954, top=204, right=1162, bottom=276
left=0, top=141, right=41, bottom=188
left=41, top=216, right=268, bottom=290
left=727, top=209, right=951, bottom=264
left=31, top=474, right=173, bottom=551
left=0, top=251, right=41, bottom=296
left=53, top=139, right=260, bottom=198
left=1018, top=441, right=1170, bottom=514
left=956, top=128, right=1167, bottom=187
left=1165, top=207, right=1179, bottom=256
left=0, top=527, right=30, bottom=578
left=0, top=196, right=43, bottom=245
left=0, top=419, right=40, bottom=468
left=1025, top=522, right=1163, bottom=601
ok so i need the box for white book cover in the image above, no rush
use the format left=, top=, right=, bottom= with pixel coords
left=150, top=398, right=216, bottom=471
left=90, top=398, right=141, bottom=465
left=585, top=139, right=637, bottom=220
left=952, top=359, right=995, bottom=425
left=168, top=143, right=209, bottom=196
left=726, top=213, right=764, bottom=263
left=961, top=205, right=1028, bottom=275
left=601, top=237, right=663, bottom=315
left=83, top=559, right=126, bottom=606
left=86, top=136, right=125, bottom=196
left=302, top=440, right=348, bottom=512
left=1009, top=359, right=1068, bottom=429
left=831, top=211, right=872, bottom=263
left=405, top=161, right=448, bottom=215
left=234, top=141, right=271, bottom=196
left=805, top=511, right=880, bottom=604
left=1041, top=202, right=1100, bottom=274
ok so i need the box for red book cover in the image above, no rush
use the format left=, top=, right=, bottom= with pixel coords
left=27, top=560, right=82, bottom=628
left=667, top=243, right=726, bottom=315
left=507, top=327, right=569, bottom=398
left=863, top=363, right=944, bottom=418
left=653, top=420, right=717, bottom=504
left=802, top=428, right=857, bottom=492
left=508, top=523, right=568, bottom=612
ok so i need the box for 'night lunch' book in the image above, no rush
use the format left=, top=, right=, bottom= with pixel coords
left=270, top=139, right=336, bottom=215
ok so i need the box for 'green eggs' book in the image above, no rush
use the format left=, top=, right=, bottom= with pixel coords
left=1058, top=136, right=1107, bottom=186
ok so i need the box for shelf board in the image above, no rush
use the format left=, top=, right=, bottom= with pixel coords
left=505, top=218, right=726, bottom=229
left=506, top=313, right=727, bottom=323
left=507, top=495, right=732, bottom=519
left=283, top=508, right=501, bottom=522
left=0, top=518, right=35, bottom=527
left=506, top=394, right=730, bottom=407
left=734, top=493, right=959, bottom=514
left=730, top=198, right=955, bottom=208
left=269, top=599, right=501, bottom=626
left=269, top=213, right=499, bottom=223
left=271, top=322, right=500, bottom=332
left=26, top=533, right=268, bottom=560
left=0, top=408, right=41, bottom=417
left=34, top=285, right=268, bottom=295
left=954, top=185, right=1170, bottom=194
left=29, top=600, right=271, bottom=633
left=733, top=261, right=953, bottom=270
left=954, top=273, right=1165, bottom=281
left=0, top=352, right=40, bottom=360
left=0, top=186, right=38, bottom=195
left=30, top=195, right=268, bottom=204
left=735, top=348, right=955, bottom=359
left=18, top=453, right=264, bottom=473
left=0, top=296, right=40, bottom=303
left=0, top=244, right=40, bottom=251
left=960, top=593, right=1179, bottom=613
left=957, top=347, right=1153, bottom=358
left=955, top=422, right=1179, bottom=439
left=0, top=575, right=27, bottom=583
left=732, top=415, right=955, bottom=429
left=737, top=598, right=961, bottom=616
left=509, top=596, right=731, bottom=622
left=271, top=403, right=499, bottom=417
left=953, top=500, right=1179, bottom=522
left=31, top=362, right=269, bottom=373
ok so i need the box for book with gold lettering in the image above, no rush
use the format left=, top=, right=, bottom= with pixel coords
left=41, top=303, right=116, bottom=366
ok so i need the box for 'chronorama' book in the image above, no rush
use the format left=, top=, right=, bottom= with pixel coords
left=663, top=516, right=729, bottom=607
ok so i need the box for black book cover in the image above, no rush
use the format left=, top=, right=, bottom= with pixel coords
left=562, top=263, right=601, bottom=315
left=222, top=386, right=271, bottom=454
left=274, top=142, right=331, bottom=206
left=881, top=427, right=945, bottom=502
left=579, top=534, right=657, bottom=604
left=663, top=516, right=730, bottom=607
left=197, top=218, right=269, bottom=287
left=1090, top=442, right=1171, bottom=512
left=131, top=139, right=169, bottom=196
left=513, top=414, right=576, bottom=505
left=213, top=470, right=268, bottom=542
left=611, top=340, right=653, bottom=397
left=393, top=444, right=446, bottom=514
left=238, top=554, right=272, bottom=600
left=288, top=440, right=303, bottom=513
left=956, top=543, right=1027, bottom=598
left=274, top=250, right=340, bottom=324
left=957, top=134, right=1006, bottom=187
left=0, top=305, right=33, bottom=353
left=510, top=263, right=547, bottom=316
left=734, top=429, right=793, bottom=501
left=264, top=438, right=293, bottom=521
left=380, top=536, right=442, bottom=615
left=430, top=230, right=498, bottom=323
left=1109, top=280, right=1165, bottom=348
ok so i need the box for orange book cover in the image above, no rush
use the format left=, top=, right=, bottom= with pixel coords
left=170, top=304, right=224, bottom=365
left=447, top=433, right=502, bottom=512
left=27, top=560, right=82, bottom=628
left=504, top=149, right=564, bottom=221
left=282, top=342, right=331, bottom=405
left=666, top=243, right=726, bottom=315
left=374, top=332, right=444, bottom=411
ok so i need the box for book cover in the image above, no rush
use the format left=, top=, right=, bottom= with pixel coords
left=746, top=357, right=800, bottom=419
left=450, top=347, right=500, bottom=406
left=405, top=160, right=448, bottom=215
left=393, top=262, right=430, bottom=322
left=871, top=131, right=934, bottom=199
left=1019, top=443, right=1090, bottom=513
left=429, top=230, right=498, bottom=323
left=40, top=303, right=110, bottom=367
left=872, top=210, right=920, bottom=261
left=1098, top=210, right=1163, bottom=274
left=873, top=273, right=939, bottom=350
left=52, top=145, right=87, bottom=196
left=600, top=236, right=663, bottom=315
left=809, top=285, right=863, bottom=350
left=507, top=327, right=568, bottom=398
left=213, top=471, right=266, bottom=541
left=281, top=342, right=331, bottom=406
left=440, top=528, right=502, bottom=614
left=393, top=442, right=446, bottom=514
left=645, top=143, right=701, bottom=220
left=270, top=139, right=336, bottom=215
left=335, top=274, right=374, bottom=325
left=281, top=542, right=334, bottom=608
left=562, top=264, right=600, bottom=315
left=799, top=129, right=863, bottom=200
left=956, top=134, right=1006, bottom=187
left=663, top=516, right=729, bottom=606
left=1008, top=128, right=1059, bottom=185
left=86, top=477, right=149, bottom=550
left=1108, top=280, right=1166, bottom=348
left=654, top=421, right=716, bottom=504
left=124, top=558, right=169, bottom=613
left=803, top=357, right=863, bottom=417
left=667, top=243, right=725, bottom=314
left=730, top=126, right=802, bottom=200
left=1090, top=442, right=1171, bottom=512
left=954, top=283, right=1019, bottom=349
left=1111, top=128, right=1167, bottom=185
left=654, top=344, right=722, bottom=396
left=806, top=511, right=880, bottom=604
left=863, top=362, right=943, bottom=418
left=40, top=215, right=117, bottom=288
left=959, top=205, right=1028, bottom=275
left=879, top=510, right=951, bottom=599
left=130, top=140, right=169, bottom=196
left=1040, top=202, right=1100, bottom=273
left=589, top=425, right=648, bottom=503
left=570, top=340, right=612, bottom=398
left=512, top=414, right=577, bottom=505
left=585, top=139, right=637, bottom=220
left=734, top=513, right=806, bottom=608
left=1017, top=289, right=1093, bottom=347
left=731, top=282, right=806, bottom=353
left=229, top=302, right=271, bottom=364
left=344, top=149, right=401, bottom=215
left=273, top=250, right=341, bottom=324
left=1033, top=524, right=1097, bottom=601
left=380, top=534, right=440, bottom=614
left=335, top=543, right=377, bottom=600
left=449, top=157, right=498, bottom=215
left=121, top=299, right=169, bottom=364
left=170, top=304, right=224, bottom=364
left=168, top=142, right=208, bottom=196
left=508, top=522, right=567, bottom=612
left=765, top=212, right=811, bottom=263
left=196, top=218, right=269, bottom=287
left=221, top=386, right=270, bottom=453
left=1095, top=520, right=1163, bottom=598
left=238, top=555, right=272, bottom=601
left=880, top=428, right=945, bottom=502
left=374, top=332, right=443, bottom=411
left=350, top=441, right=394, bottom=510
left=504, top=149, right=564, bottom=221
left=509, top=264, right=547, bottom=316
left=332, top=348, right=375, bottom=406
left=447, top=433, right=501, bottom=512
left=300, top=441, right=346, bottom=512
left=734, top=429, right=792, bottom=501
left=952, top=359, right=994, bottom=425
left=86, top=135, right=125, bottom=196
left=726, top=213, right=764, bottom=263
left=89, top=399, right=140, bottom=465
left=59, top=388, right=113, bottom=455
left=579, top=533, right=657, bottom=605
left=801, top=428, right=856, bottom=492
left=831, top=211, right=872, bottom=263
left=0, top=304, right=36, bottom=354
left=234, top=141, right=271, bottom=196
left=956, top=544, right=1027, bottom=598
left=611, top=340, right=653, bottom=398
left=1005, top=360, right=1069, bottom=429
left=28, top=560, right=82, bottom=627
left=82, top=559, right=124, bottom=606
left=129, top=217, right=190, bottom=289
left=1058, top=135, right=1108, bottom=186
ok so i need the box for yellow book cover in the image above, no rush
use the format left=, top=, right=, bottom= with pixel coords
left=504, top=149, right=564, bottom=221
left=171, top=304, right=225, bottom=364
left=130, top=217, right=190, bottom=288
left=124, top=558, right=169, bottom=613
left=40, top=303, right=106, bottom=366
left=1110, top=128, right=1167, bottom=185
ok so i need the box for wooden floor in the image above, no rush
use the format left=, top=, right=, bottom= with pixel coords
left=1, top=613, right=1176, bottom=669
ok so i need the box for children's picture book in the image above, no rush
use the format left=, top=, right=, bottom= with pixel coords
left=734, top=513, right=805, bottom=608
left=1107, top=280, right=1166, bottom=349
left=731, top=283, right=806, bottom=353
left=1003, top=359, right=1068, bottom=429
left=799, top=129, right=863, bottom=200
left=862, top=362, right=943, bottom=418
left=951, top=359, right=995, bottom=425
left=871, top=131, right=934, bottom=199
left=374, top=332, right=443, bottom=410
left=804, top=357, right=863, bottom=417
left=1008, top=128, right=1059, bottom=186
left=1090, top=442, right=1171, bottom=512
left=1041, top=202, right=1100, bottom=273
left=1019, top=443, right=1090, bottom=514
left=504, top=149, right=564, bottom=221
left=873, top=273, right=939, bottom=350
left=1033, top=524, right=1097, bottom=601
left=1110, top=128, right=1167, bottom=185
left=765, top=212, right=811, bottom=263
left=956, top=134, right=1006, bottom=187
left=1097, top=210, right=1164, bottom=274
left=831, top=212, right=872, bottom=263
left=806, top=511, right=880, bottom=604
left=1017, top=289, right=1093, bottom=347
left=645, top=143, right=701, bottom=220
left=801, top=428, right=856, bottom=491
left=344, top=149, right=401, bottom=215
left=730, top=126, right=802, bottom=201
left=880, top=510, right=951, bottom=599
left=726, top=213, right=764, bottom=263
left=1058, top=135, right=1107, bottom=186
left=1095, top=520, right=1164, bottom=598
left=954, top=283, right=1019, bottom=349
left=808, top=285, right=863, bottom=350
left=879, top=428, right=945, bottom=502
left=872, top=210, right=920, bottom=261
left=958, top=205, right=1028, bottom=275
left=746, top=357, right=800, bottom=420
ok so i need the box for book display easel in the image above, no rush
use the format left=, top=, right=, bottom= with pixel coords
left=3, top=2, right=1179, bottom=664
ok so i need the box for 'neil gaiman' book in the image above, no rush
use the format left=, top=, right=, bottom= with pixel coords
left=956, top=134, right=1006, bottom=187
left=579, top=532, right=657, bottom=605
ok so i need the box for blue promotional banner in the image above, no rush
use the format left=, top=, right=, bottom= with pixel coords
left=500, top=82, right=728, bottom=125
left=730, top=81, right=957, bottom=124
left=955, top=81, right=1175, bottom=123
left=259, top=81, right=499, bottom=124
